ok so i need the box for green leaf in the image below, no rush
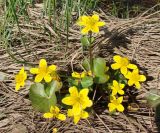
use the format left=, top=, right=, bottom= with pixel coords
left=81, top=76, right=93, bottom=88
left=93, top=58, right=108, bottom=84
left=45, top=81, right=62, bottom=96
left=145, top=89, right=160, bottom=107
left=91, top=37, right=95, bottom=44
left=29, top=81, right=60, bottom=112
left=82, top=58, right=90, bottom=71
left=80, top=36, right=90, bottom=47
left=0, top=72, right=6, bottom=81
left=93, top=58, right=106, bottom=76
left=68, top=78, right=79, bottom=87
left=94, top=74, right=109, bottom=84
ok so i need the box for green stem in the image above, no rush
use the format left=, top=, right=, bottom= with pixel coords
left=89, top=32, right=93, bottom=70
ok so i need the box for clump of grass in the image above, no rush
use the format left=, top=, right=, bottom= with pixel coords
left=99, top=0, right=160, bottom=18
left=1, top=0, right=99, bottom=55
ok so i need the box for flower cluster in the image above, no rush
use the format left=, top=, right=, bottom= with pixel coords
left=15, top=59, right=59, bottom=91
left=111, top=55, right=146, bottom=89
left=108, top=55, right=146, bottom=113
left=72, top=71, right=92, bottom=79
left=62, top=86, right=92, bottom=124
left=14, top=14, right=147, bottom=126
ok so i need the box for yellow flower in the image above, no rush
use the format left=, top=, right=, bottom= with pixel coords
left=15, top=67, right=27, bottom=91
left=43, top=106, right=66, bottom=121
left=62, top=86, right=92, bottom=115
left=77, top=14, right=105, bottom=34
left=87, top=70, right=93, bottom=76
left=30, top=59, right=57, bottom=83
left=125, top=69, right=146, bottom=89
left=67, top=109, right=89, bottom=124
left=51, top=72, right=60, bottom=81
left=52, top=128, right=58, bottom=133
left=108, top=96, right=124, bottom=112
left=72, top=71, right=87, bottom=79
left=111, top=80, right=125, bottom=95
left=111, top=55, right=137, bottom=75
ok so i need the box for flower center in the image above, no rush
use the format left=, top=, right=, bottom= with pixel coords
left=113, top=100, right=119, bottom=106
left=120, top=58, right=129, bottom=66
left=16, top=74, right=24, bottom=83
left=132, top=73, right=140, bottom=82
left=88, top=17, right=97, bottom=27
left=76, top=96, right=81, bottom=102
left=39, top=67, right=47, bottom=76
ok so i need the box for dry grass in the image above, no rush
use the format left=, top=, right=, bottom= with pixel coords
left=0, top=4, right=160, bottom=133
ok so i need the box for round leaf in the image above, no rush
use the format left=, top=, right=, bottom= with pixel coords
left=82, top=58, right=91, bottom=71
left=80, top=36, right=90, bottom=47
left=29, top=83, right=57, bottom=112
left=81, top=76, right=93, bottom=88
left=93, top=58, right=106, bottom=76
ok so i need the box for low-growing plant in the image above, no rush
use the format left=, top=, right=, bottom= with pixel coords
left=15, top=13, right=146, bottom=124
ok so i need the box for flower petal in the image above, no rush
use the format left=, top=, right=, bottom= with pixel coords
left=21, top=81, right=25, bottom=87
left=56, top=114, right=66, bottom=121
left=30, top=68, right=39, bottom=74
left=43, top=113, right=53, bottom=118
left=91, top=25, right=99, bottom=33
left=48, top=65, right=57, bottom=73
left=73, top=115, right=81, bottom=124
left=19, top=67, right=25, bottom=74
left=72, top=103, right=81, bottom=115
left=81, top=27, right=90, bottom=34
left=39, top=59, right=47, bottom=68
left=128, top=80, right=134, bottom=86
left=135, top=82, right=141, bottom=89
left=120, top=66, right=128, bottom=75
left=67, top=109, right=73, bottom=117
left=69, top=86, right=78, bottom=97
left=118, top=90, right=124, bottom=95
left=72, top=72, right=81, bottom=78
left=50, top=106, right=55, bottom=113
left=77, top=16, right=88, bottom=26
left=117, top=96, right=123, bottom=103
left=125, top=71, right=132, bottom=79
left=35, top=74, right=44, bottom=82
left=97, top=21, right=105, bottom=26
left=117, top=104, right=124, bottom=112
left=81, top=111, right=89, bottom=119
left=81, top=71, right=87, bottom=78
left=113, top=80, right=118, bottom=87
left=127, top=64, right=137, bottom=69
left=62, top=97, right=76, bottom=105
left=112, top=89, right=117, bottom=96
left=82, top=99, right=93, bottom=108
left=108, top=103, right=116, bottom=112
left=24, top=72, right=27, bottom=80
left=79, top=88, right=89, bottom=97
left=111, top=63, right=121, bottom=70
left=92, top=14, right=99, bottom=21
left=139, top=75, right=146, bottom=82
left=15, top=84, right=20, bottom=91
left=113, top=55, right=121, bottom=62
left=51, top=106, right=60, bottom=114
left=120, top=84, right=125, bottom=89
left=133, top=69, right=139, bottom=74
left=44, top=74, right=52, bottom=82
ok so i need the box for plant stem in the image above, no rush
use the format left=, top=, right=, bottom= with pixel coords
left=89, top=32, right=93, bottom=70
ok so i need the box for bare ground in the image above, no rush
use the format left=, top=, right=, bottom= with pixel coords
left=0, top=5, right=160, bottom=133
